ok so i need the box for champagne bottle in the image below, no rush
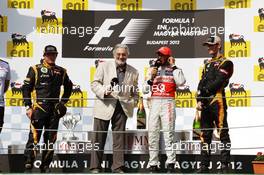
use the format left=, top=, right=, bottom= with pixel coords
left=137, top=97, right=146, bottom=129
left=193, top=110, right=201, bottom=140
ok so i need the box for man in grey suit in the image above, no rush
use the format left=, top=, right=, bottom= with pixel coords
left=90, top=44, right=139, bottom=173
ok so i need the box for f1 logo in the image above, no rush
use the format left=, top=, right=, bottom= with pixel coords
left=89, top=18, right=152, bottom=45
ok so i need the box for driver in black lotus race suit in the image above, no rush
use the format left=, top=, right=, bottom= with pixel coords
left=22, top=45, right=73, bottom=173
left=196, top=36, right=234, bottom=173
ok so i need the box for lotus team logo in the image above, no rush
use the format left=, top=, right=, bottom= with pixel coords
left=36, top=10, right=62, bottom=34
left=6, top=82, right=24, bottom=106
left=254, top=57, right=264, bottom=81
left=254, top=8, right=264, bottom=32
left=116, top=0, right=142, bottom=11
left=226, top=83, right=250, bottom=107
left=225, top=33, right=250, bottom=58
left=175, top=84, right=195, bottom=108
left=7, top=33, right=33, bottom=57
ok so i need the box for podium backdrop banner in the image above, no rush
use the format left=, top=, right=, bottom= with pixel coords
left=62, top=10, right=224, bottom=58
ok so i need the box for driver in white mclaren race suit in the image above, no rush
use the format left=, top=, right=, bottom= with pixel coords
left=143, top=46, right=186, bottom=173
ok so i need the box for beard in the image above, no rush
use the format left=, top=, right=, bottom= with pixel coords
left=115, top=59, right=126, bottom=67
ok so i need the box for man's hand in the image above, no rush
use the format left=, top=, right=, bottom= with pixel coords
left=104, top=84, right=113, bottom=96
left=54, top=102, right=67, bottom=118
left=168, top=56, right=175, bottom=65
left=26, top=108, right=33, bottom=119
left=196, top=101, right=203, bottom=111
left=150, top=67, right=158, bottom=80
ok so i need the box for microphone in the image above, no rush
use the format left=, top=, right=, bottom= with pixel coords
left=154, top=59, right=162, bottom=68
left=110, top=78, right=119, bottom=88
left=149, top=59, right=161, bottom=68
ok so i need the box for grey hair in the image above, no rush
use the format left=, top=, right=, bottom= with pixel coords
left=113, top=44, right=130, bottom=55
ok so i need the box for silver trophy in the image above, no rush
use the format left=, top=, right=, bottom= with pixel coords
left=62, top=113, right=81, bottom=140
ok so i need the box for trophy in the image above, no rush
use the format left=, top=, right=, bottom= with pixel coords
left=62, top=113, right=81, bottom=140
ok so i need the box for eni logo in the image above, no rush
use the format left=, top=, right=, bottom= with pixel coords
left=226, top=83, right=251, bottom=107
left=7, top=33, right=33, bottom=57
left=175, top=85, right=196, bottom=108
left=5, top=82, right=24, bottom=106
left=254, top=8, right=264, bottom=32
left=224, top=34, right=251, bottom=58
left=254, top=57, right=264, bottom=81
left=116, top=0, right=142, bottom=11
left=225, top=0, right=251, bottom=9
left=171, top=0, right=197, bottom=10
left=63, top=0, right=88, bottom=11
left=7, top=0, right=34, bottom=9
left=66, top=84, right=88, bottom=107
left=0, top=14, right=8, bottom=32
left=36, top=10, right=63, bottom=34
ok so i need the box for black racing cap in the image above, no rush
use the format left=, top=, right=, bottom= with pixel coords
left=203, top=36, right=221, bottom=46
left=44, top=45, right=58, bottom=54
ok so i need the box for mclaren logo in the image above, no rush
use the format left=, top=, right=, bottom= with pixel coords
left=85, top=18, right=152, bottom=49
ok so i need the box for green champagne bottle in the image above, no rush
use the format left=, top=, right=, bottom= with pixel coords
left=193, top=110, right=201, bottom=140
left=137, top=97, right=146, bottom=129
